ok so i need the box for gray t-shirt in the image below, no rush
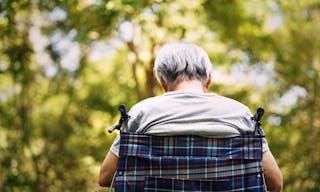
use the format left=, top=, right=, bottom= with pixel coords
left=110, top=91, right=269, bottom=156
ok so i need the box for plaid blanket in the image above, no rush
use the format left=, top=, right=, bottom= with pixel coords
left=116, top=132, right=266, bottom=192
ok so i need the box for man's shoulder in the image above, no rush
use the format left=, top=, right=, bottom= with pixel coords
left=136, top=95, right=167, bottom=106
left=202, top=93, right=248, bottom=108
left=129, top=95, right=167, bottom=113
left=215, top=94, right=247, bottom=105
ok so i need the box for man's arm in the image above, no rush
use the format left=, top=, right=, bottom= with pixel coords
left=98, top=151, right=118, bottom=187
left=263, top=150, right=283, bottom=192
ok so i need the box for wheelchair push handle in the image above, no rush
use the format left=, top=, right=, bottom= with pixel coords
left=108, top=104, right=130, bottom=133
left=251, top=107, right=265, bottom=136
left=252, top=107, right=264, bottom=122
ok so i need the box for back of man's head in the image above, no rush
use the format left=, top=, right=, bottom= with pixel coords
left=154, top=42, right=212, bottom=90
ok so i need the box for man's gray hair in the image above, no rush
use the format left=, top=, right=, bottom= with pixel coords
left=154, top=42, right=212, bottom=90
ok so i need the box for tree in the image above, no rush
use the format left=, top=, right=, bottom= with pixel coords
left=203, top=0, right=320, bottom=191
left=1, top=0, right=319, bottom=191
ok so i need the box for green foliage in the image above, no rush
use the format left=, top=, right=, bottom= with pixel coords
left=0, top=0, right=319, bottom=191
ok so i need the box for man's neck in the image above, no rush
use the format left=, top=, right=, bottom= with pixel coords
left=170, top=80, right=206, bottom=93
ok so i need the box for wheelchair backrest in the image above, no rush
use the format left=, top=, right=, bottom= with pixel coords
left=115, top=132, right=266, bottom=192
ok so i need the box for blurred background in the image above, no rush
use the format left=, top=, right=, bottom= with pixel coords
left=0, top=0, right=319, bottom=191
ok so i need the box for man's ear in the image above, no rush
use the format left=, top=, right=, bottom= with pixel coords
left=160, top=78, right=168, bottom=92
left=204, top=74, right=212, bottom=91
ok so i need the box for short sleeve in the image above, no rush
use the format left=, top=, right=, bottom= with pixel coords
left=262, top=137, right=269, bottom=152
left=109, top=134, right=120, bottom=157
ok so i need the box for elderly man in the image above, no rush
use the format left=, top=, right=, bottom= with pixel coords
left=99, top=42, right=283, bottom=191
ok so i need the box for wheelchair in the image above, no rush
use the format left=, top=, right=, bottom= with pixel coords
left=109, top=105, right=266, bottom=192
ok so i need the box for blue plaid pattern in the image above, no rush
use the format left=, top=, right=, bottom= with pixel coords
left=115, top=132, right=266, bottom=192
